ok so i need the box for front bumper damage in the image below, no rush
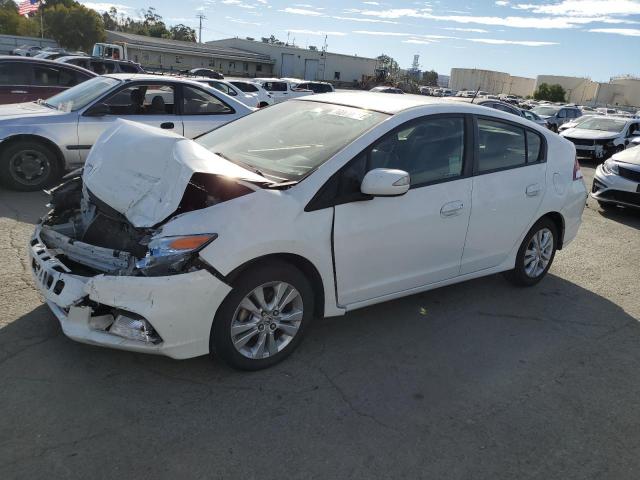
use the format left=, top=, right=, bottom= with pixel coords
left=30, top=225, right=232, bottom=359
left=591, top=165, right=640, bottom=209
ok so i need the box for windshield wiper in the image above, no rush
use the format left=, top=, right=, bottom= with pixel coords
left=36, top=99, right=55, bottom=109
left=214, top=152, right=267, bottom=178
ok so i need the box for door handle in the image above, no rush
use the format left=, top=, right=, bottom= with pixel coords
left=160, top=122, right=174, bottom=129
left=440, top=201, right=464, bottom=217
left=10, top=90, right=27, bottom=94
left=526, top=184, right=542, bottom=197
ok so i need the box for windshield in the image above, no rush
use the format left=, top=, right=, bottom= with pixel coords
left=532, top=106, right=560, bottom=116
left=575, top=117, right=627, bottom=133
left=197, top=101, right=389, bottom=181
left=45, top=76, right=121, bottom=112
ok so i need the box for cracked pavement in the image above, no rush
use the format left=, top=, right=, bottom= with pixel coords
left=0, top=163, right=639, bottom=479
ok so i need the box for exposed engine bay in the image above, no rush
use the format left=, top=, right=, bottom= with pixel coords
left=39, top=171, right=255, bottom=276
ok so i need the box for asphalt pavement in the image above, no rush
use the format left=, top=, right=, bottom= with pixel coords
left=0, top=162, right=639, bottom=479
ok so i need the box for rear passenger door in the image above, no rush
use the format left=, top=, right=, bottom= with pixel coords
left=179, top=85, right=243, bottom=138
left=460, top=117, right=547, bottom=274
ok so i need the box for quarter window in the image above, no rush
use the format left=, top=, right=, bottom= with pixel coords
left=182, top=85, right=233, bottom=115
left=477, top=119, right=526, bottom=172
left=526, top=131, right=543, bottom=163
left=371, top=116, right=465, bottom=186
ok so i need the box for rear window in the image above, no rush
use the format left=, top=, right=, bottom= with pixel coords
left=0, top=62, right=31, bottom=85
left=231, top=81, right=258, bottom=93
left=118, top=63, right=139, bottom=73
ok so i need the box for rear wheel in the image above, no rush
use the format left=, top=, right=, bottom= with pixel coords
left=504, top=218, right=557, bottom=287
left=0, top=140, right=61, bottom=191
left=211, top=261, right=314, bottom=370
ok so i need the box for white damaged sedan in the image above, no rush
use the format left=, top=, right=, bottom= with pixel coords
left=30, top=93, right=587, bottom=370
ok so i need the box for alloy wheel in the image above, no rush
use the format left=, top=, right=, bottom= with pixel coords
left=524, top=227, right=554, bottom=278
left=230, top=281, right=304, bottom=359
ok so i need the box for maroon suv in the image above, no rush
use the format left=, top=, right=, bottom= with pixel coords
left=0, top=56, right=96, bottom=105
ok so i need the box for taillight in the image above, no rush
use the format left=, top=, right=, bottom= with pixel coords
left=573, top=157, right=583, bottom=181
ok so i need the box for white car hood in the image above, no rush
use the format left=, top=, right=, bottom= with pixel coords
left=613, top=145, right=640, bottom=166
left=83, top=119, right=267, bottom=228
left=561, top=128, right=619, bottom=140
left=0, top=102, right=65, bottom=121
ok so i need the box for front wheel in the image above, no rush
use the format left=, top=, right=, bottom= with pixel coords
left=0, top=141, right=61, bottom=191
left=504, top=218, right=557, bottom=287
left=211, top=261, right=314, bottom=370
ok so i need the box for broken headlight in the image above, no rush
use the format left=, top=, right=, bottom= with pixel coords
left=135, top=234, right=217, bottom=276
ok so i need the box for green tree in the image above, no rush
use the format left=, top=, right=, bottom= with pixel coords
left=169, top=24, right=196, bottom=42
left=376, top=54, right=399, bottom=81
left=0, top=0, right=38, bottom=36
left=533, top=83, right=566, bottom=102
left=422, top=70, right=438, bottom=86
left=43, top=3, right=105, bottom=52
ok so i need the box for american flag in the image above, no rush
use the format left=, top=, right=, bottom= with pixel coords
left=18, top=0, right=41, bottom=16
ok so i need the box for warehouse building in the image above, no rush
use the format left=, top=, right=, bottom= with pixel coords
left=206, top=37, right=378, bottom=84
left=449, top=68, right=536, bottom=97
left=535, top=74, right=640, bottom=107
left=104, top=31, right=274, bottom=76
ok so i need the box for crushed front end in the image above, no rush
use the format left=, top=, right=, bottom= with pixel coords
left=30, top=173, right=233, bottom=359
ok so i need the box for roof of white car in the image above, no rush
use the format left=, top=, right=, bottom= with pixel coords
left=298, top=91, right=481, bottom=115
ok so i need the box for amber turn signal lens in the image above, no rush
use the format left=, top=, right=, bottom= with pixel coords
left=168, top=235, right=214, bottom=251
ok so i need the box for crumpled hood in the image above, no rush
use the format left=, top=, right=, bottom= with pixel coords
left=0, top=102, right=65, bottom=121
left=561, top=128, right=619, bottom=140
left=83, top=119, right=268, bottom=228
left=612, top=145, right=640, bottom=166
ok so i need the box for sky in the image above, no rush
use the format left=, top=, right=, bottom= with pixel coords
left=79, top=0, right=640, bottom=81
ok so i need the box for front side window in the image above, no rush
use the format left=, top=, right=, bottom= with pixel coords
left=370, top=117, right=465, bottom=186
left=197, top=101, right=388, bottom=181
left=103, top=84, right=175, bottom=115
left=118, top=63, right=139, bottom=73
left=0, top=63, right=31, bottom=85
left=263, top=82, right=287, bottom=92
left=477, top=119, right=526, bottom=172
left=231, top=81, right=258, bottom=93
left=182, top=85, right=232, bottom=115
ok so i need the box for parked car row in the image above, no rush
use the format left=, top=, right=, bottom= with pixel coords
left=28, top=92, right=588, bottom=370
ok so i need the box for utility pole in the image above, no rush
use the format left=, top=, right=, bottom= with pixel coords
left=196, top=13, right=206, bottom=43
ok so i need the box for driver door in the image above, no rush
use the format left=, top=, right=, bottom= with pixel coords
left=77, top=82, right=182, bottom=163
left=331, top=115, right=473, bottom=306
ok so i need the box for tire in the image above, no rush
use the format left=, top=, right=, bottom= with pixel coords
left=257, top=101, right=269, bottom=108
left=210, top=261, right=314, bottom=370
left=503, top=217, right=558, bottom=287
left=598, top=201, right=617, bottom=211
left=0, top=140, right=61, bottom=191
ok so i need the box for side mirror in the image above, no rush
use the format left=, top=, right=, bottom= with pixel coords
left=631, top=136, right=640, bottom=146
left=361, top=168, right=410, bottom=197
left=84, top=103, right=110, bottom=117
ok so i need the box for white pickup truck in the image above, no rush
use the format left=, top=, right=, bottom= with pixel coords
left=253, top=78, right=312, bottom=103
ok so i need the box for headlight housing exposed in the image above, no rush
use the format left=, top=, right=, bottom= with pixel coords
left=135, top=233, right=217, bottom=276
left=603, top=159, right=619, bottom=175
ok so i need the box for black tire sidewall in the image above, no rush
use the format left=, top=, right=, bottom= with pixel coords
left=509, top=218, right=558, bottom=287
left=211, top=261, right=314, bottom=370
left=0, top=141, right=61, bottom=191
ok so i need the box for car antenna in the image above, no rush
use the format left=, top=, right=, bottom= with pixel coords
left=471, top=86, right=481, bottom=104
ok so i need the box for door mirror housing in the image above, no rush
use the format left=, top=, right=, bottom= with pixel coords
left=361, top=168, right=410, bottom=197
left=84, top=103, right=110, bottom=117
left=631, top=136, right=640, bottom=146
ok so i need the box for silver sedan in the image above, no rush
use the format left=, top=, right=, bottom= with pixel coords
left=0, top=74, right=253, bottom=190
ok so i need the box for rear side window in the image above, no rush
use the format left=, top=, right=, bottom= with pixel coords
left=477, top=119, right=526, bottom=172
left=231, top=81, right=258, bottom=93
left=33, top=65, right=87, bottom=87
left=182, top=85, right=233, bottom=115
left=0, top=62, right=31, bottom=85
left=263, top=82, right=287, bottom=92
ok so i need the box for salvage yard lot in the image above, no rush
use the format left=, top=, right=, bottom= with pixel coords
left=0, top=163, right=639, bottom=479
